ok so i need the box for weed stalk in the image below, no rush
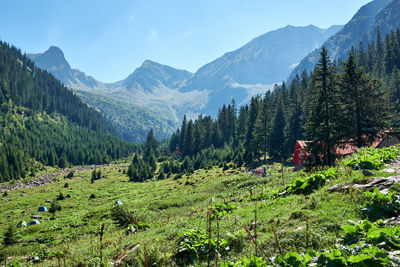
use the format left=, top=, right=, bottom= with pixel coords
left=144, top=244, right=149, bottom=267
left=306, top=216, right=310, bottom=249
left=270, top=220, right=282, bottom=254
left=206, top=208, right=213, bottom=267
left=100, top=223, right=105, bottom=266
left=254, top=198, right=258, bottom=257
left=242, top=225, right=268, bottom=259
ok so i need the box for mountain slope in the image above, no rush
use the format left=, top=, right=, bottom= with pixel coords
left=289, top=0, right=400, bottom=80
left=182, top=25, right=342, bottom=90
left=119, top=60, right=193, bottom=92
left=0, top=41, right=135, bottom=181
left=27, top=47, right=107, bottom=91
left=28, top=24, right=341, bottom=140
left=178, top=25, right=342, bottom=115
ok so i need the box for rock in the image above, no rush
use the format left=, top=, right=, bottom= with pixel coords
left=31, top=215, right=43, bottom=219
left=362, top=169, right=374, bottom=176
left=384, top=168, right=396, bottom=173
left=45, top=200, right=51, bottom=203
left=328, top=176, right=400, bottom=193
left=388, top=216, right=400, bottom=226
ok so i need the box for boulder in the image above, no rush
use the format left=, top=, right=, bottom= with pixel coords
left=328, top=176, right=400, bottom=194
left=362, top=169, right=374, bottom=176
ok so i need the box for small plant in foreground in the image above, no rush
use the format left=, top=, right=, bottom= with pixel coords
left=175, top=228, right=229, bottom=264
left=361, top=188, right=400, bottom=221
left=211, top=202, right=237, bottom=219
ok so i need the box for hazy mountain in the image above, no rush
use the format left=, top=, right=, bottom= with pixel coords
left=178, top=24, right=342, bottom=114
left=29, top=24, right=342, bottom=141
left=119, top=60, right=193, bottom=92
left=289, top=0, right=400, bottom=81
left=183, top=25, right=341, bottom=90
left=27, top=46, right=107, bottom=91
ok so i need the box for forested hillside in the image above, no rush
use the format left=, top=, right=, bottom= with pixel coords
left=167, top=29, right=400, bottom=171
left=289, top=0, right=400, bottom=81
left=0, top=42, right=136, bottom=182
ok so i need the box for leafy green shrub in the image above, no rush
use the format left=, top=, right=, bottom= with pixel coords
left=275, top=251, right=315, bottom=266
left=211, top=202, right=237, bottom=219
left=345, top=147, right=400, bottom=170
left=341, top=220, right=400, bottom=249
left=111, top=205, right=136, bottom=227
left=221, top=255, right=268, bottom=266
left=361, top=188, right=400, bottom=221
left=175, top=228, right=228, bottom=264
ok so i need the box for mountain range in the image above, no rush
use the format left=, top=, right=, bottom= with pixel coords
left=28, top=24, right=342, bottom=142
left=289, top=0, right=400, bottom=80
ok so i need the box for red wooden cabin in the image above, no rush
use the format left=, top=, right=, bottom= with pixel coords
left=293, top=140, right=309, bottom=170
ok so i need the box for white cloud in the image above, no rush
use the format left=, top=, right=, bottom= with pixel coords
left=289, top=63, right=299, bottom=69
left=147, top=29, right=158, bottom=41
left=185, top=30, right=192, bottom=37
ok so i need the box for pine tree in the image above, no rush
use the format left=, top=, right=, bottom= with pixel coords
left=338, top=53, right=392, bottom=147
left=252, top=92, right=272, bottom=162
left=244, top=96, right=260, bottom=162
left=144, top=129, right=159, bottom=159
left=304, top=47, right=339, bottom=166
left=3, top=225, right=17, bottom=246
left=270, top=94, right=286, bottom=159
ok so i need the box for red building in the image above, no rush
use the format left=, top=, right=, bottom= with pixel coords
left=293, top=131, right=398, bottom=169
left=293, top=140, right=309, bottom=170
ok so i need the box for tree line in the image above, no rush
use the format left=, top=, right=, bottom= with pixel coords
left=0, top=41, right=137, bottom=182
left=164, top=29, right=400, bottom=170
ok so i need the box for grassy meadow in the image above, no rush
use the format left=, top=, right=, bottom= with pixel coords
left=0, top=152, right=398, bottom=266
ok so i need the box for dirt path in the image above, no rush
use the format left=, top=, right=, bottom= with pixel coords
left=0, top=164, right=108, bottom=193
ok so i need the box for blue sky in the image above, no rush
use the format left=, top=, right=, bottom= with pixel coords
left=0, top=0, right=371, bottom=82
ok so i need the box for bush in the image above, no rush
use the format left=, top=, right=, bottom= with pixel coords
left=3, top=225, right=17, bottom=246
left=361, top=188, right=400, bottom=221
left=211, top=202, right=236, bottom=219
left=221, top=255, right=268, bottom=266
left=175, top=228, right=228, bottom=264
left=111, top=205, right=137, bottom=228
left=66, top=171, right=74, bottom=178
left=49, top=199, right=61, bottom=219
left=345, top=147, right=400, bottom=170
left=56, top=192, right=65, bottom=200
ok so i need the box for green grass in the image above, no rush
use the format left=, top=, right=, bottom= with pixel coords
left=0, top=156, right=390, bottom=266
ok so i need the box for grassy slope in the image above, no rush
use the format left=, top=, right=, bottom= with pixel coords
left=0, top=158, right=391, bottom=266
left=76, top=90, right=177, bottom=143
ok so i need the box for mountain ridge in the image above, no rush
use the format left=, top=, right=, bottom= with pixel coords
left=28, top=24, right=342, bottom=141
left=288, top=0, right=400, bottom=81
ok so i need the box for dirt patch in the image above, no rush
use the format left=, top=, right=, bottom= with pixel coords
left=0, top=164, right=108, bottom=193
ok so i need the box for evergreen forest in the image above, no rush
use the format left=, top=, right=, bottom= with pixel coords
left=0, top=42, right=137, bottom=182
